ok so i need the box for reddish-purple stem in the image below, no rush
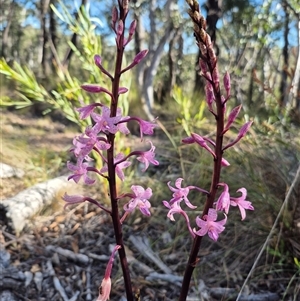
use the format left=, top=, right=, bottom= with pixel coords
left=179, top=1, right=225, bottom=299
left=106, top=3, right=134, bottom=301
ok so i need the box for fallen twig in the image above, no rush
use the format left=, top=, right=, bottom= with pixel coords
left=129, top=235, right=172, bottom=274
left=46, top=245, right=89, bottom=265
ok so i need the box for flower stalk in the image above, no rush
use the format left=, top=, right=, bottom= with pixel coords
left=172, top=1, right=254, bottom=299
left=65, top=1, right=158, bottom=300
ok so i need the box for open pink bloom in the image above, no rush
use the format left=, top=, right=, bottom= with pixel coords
left=194, top=208, right=227, bottom=241
left=167, top=178, right=197, bottom=209
left=115, top=107, right=130, bottom=134
left=71, top=135, right=88, bottom=158
left=85, top=127, right=111, bottom=150
left=215, top=183, right=230, bottom=214
left=91, top=106, right=122, bottom=134
left=124, top=185, right=152, bottom=216
left=230, top=188, right=254, bottom=220
left=100, top=153, right=131, bottom=181
left=67, top=161, right=95, bottom=185
left=163, top=200, right=195, bottom=237
left=71, top=127, right=110, bottom=159
left=115, top=153, right=131, bottom=181
left=136, top=141, right=159, bottom=171
left=97, top=245, right=121, bottom=301
left=163, top=200, right=181, bottom=221
left=138, top=119, right=157, bottom=140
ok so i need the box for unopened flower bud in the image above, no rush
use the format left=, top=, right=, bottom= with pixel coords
left=199, top=28, right=206, bottom=42
left=94, top=55, right=102, bottom=68
left=112, top=6, right=118, bottom=24
left=133, top=49, right=148, bottom=64
left=81, top=84, right=104, bottom=93
left=94, top=55, right=113, bottom=80
left=129, top=20, right=137, bottom=36
left=206, top=34, right=211, bottom=46
left=224, top=105, right=242, bottom=132
left=221, top=158, right=230, bottom=166
left=208, top=46, right=216, bottom=66
left=199, top=16, right=206, bottom=30
left=237, top=121, right=253, bottom=139
left=120, top=49, right=148, bottom=73
left=199, top=58, right=208, bottom=74
left=118, top=87, right=128, bottom=94
left=182, top=136, right=195, bottom=144
left=117, top=20, right=124, bottom=36
left=122, top=0, right=129, bottom=14
left=194, top=11, right=201, bottom=22
left=212, top=67, right=220, bottom=85
left=205, top=85, right=215, bottom=110
left=199, top=42, right=207, bottom=56
left=223, top=71, right=231, bottom=96
left=81, top=84, right=112, bottom=97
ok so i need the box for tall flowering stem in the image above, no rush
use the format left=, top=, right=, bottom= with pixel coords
left=65, top=1, right=158, bottom=300
left=171, top=1, right=254, bottom=299
left=107, top=2, right=132, bottom=300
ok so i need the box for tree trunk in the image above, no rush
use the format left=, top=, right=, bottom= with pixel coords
left=279, top=0, right=289, bottom=107
left=141, top=24, right=175, bottom=119
left=38, top=0, right=51, bottom=76
left=132, top=0, right=144, bottom=93
left=0, top=176, right=76, bottom=235
left=287, top=15, right=300, bottom=121
left=62, top=0, right=88, bottom=67
left=49, top=0, right=58, bottom=70
left=1, top=0, right=15, bottom=59
left=165, top=28, right=182, bottom=100
left=132, top=0, right=176, bottom=119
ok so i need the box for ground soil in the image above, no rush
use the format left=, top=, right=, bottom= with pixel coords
left=1, top=110, right=299, bottom=301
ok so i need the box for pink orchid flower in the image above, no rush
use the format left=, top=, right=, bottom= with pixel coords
left=67, top=161, right=95, bottom=185
left=136, top=141, right=159, bottom=171
left=194, top=208, right=227, bottom=241
left=230, top=188, right=254, bottom=220
left=167, top=178, right=197, bottom=209
left=123, top=185, right=152, bottom=216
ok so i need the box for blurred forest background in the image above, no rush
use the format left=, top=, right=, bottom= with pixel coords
left=1, top=0, right=300, bottom=300
left=1, top=0, right=299, bottom=122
